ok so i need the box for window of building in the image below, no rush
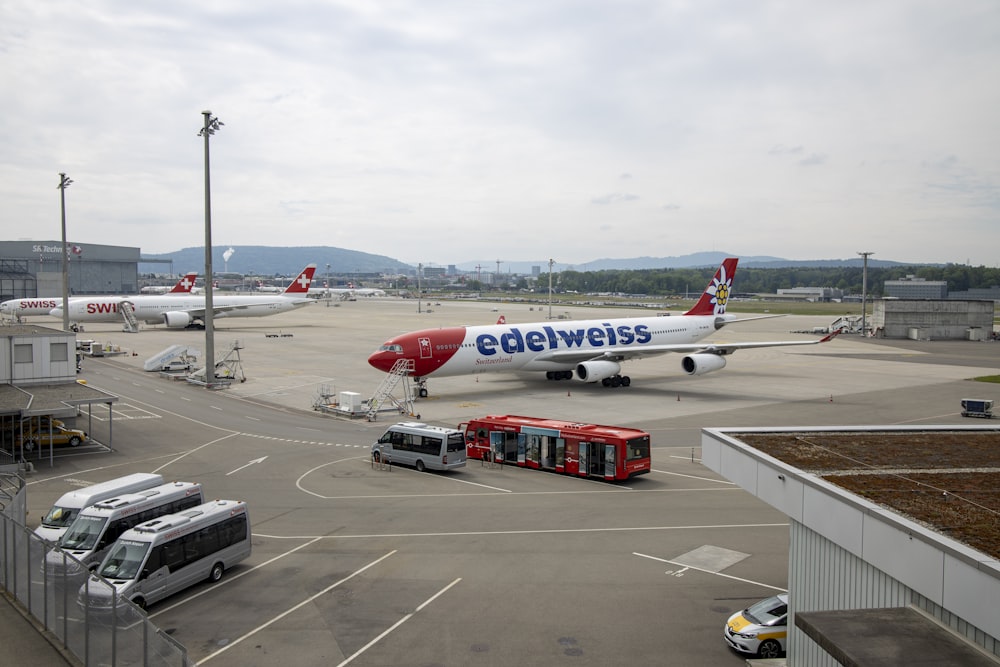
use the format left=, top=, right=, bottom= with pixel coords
left=14, top=344, right=33, bottom=363
left=50, top=342, right=69, bottom=362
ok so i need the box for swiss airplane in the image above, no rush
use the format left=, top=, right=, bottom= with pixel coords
left=368, top=258, right=839, bottom=394
left=140, top=272, right=200, bottom=294
left=50, top=265, right=316, bottom=329
left=0, top=272, right=198, bottom=321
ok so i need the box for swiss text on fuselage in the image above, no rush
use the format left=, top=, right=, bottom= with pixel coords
left=475, top=324, right=652, bottom=356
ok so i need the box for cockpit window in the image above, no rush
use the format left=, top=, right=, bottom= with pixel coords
left=380, top=344, right=404, bottom=353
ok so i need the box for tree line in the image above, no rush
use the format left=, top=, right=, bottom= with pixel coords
left=553, top=264, right=1000, bottom=297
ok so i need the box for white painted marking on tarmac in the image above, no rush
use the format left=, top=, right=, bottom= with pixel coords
left=151, top=536, right=325, bottom=618
left=653, top=467, right=736, bottom=485
left=336, top=577, right=462, bottom=667
left=253, top=522, right=789, bottom=541
left=151, top=432, right=240, bottom=473
left=226, top=456, right=268, bottom=476
left=195, top=550, right=398, bottom=665
left=244, top=415, right=260, bottom=421
left=633, top=551, right=787, bottom=592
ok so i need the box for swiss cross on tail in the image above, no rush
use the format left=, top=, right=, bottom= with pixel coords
left=683, top=258, right=738, bottom=316
left=282, top=264, right=317, bottom=294
left=168, top=272, right=198, bottom=294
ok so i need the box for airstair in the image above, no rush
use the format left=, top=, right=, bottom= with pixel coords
left=366, top=358, right=417, bottom=421
left=143, top=345, right=199, bottom=372
left=188, top=340, right=245, bottom=388
left=119, top=300, right=139, bottom=333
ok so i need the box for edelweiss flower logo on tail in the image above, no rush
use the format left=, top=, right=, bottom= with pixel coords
left=707, top=264, right=732, bottom=315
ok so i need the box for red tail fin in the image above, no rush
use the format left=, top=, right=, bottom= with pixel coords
left=683, top=258, right=739, bottom=316
left=168, top=272, right=198, bottom=294
left=283, top=264, right=317, bottom=294
left=496, top=315, right=506, bottom=324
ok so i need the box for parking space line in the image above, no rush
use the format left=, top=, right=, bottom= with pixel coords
left=195, top=550, right=397, bottom=665
left=336, top=577, right=462, bottom=667
left=632, top=551, right=787, bottom=592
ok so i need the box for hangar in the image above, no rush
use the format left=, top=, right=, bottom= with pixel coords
left=0, top=240, right=140, bottom=300
left=703, top=426, right=1000, bottom=666
left=871, top=298, right=995, bottom=340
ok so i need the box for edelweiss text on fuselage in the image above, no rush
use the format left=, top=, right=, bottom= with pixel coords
left=476, top=323, right=653, bottom=356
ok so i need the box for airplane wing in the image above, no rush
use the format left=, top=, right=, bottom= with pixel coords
left=537, top=331, right=840, bottom=365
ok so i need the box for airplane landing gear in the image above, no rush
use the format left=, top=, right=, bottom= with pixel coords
left=600, top=375, right=631, bottom=388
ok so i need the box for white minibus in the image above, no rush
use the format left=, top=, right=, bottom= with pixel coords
left=80, top=499, right=251, bottom=611
left=34, top=473, right=165, bottom=543
left=46, top=481, right=203, bottom=575
left=371, top=422, right=467, bottom=472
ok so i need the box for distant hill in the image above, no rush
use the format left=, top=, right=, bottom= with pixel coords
left=139, top=246, right=413, bottom=276
left=139, top=246, right=922, bottom=277
left=457, top=252, right=911, bottom=273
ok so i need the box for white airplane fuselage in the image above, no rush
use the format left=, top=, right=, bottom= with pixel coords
left=54, top=293, right=312, bottom=327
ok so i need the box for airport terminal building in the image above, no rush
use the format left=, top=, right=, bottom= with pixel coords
left=0, top=240, right=140, bottom=302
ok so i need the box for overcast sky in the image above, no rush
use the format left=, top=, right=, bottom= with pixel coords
left=3, top=1, right=998, bottom=268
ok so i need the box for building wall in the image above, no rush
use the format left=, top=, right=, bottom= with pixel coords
left=701, top=427, right=1000, bottom=666
left=0, top=241, right=140, bottom=298
left=884, top=279, right=948, bottom=299
left=871, top=299, right=995, bottom=339
left=788, top=521, right=998, bottom=664
left=0, top=328, right=77, bottom=385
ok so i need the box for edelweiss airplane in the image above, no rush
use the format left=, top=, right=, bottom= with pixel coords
left=0, top=272, right=198, bottom=321
left=368, top=258, right=839, bottom=394
left=51, top=265, right=316, bottom=329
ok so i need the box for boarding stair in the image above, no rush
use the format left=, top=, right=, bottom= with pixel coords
left=119, top=300, right=139, bottom=333
left=366, top=358, right=416, bottom=421
left=143, top=345, right=199, bottom=372
left=188, top=340, right=246, bottom=388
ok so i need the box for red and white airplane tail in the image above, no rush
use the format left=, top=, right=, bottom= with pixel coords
left=167, top=272, right=198, bottom=294
left=282, top=264, right=317, bottom=294
left=684, top=258, right=738, bottom=317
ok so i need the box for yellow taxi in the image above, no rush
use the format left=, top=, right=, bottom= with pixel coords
left=18, top=424, right=88, bottom=451
left=724, top=593, right=787, bottom=658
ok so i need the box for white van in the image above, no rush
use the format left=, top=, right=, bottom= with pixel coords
left=81, top=499, right=251, bottom=611
left=34, top=473, right=165, bottom=544
left=371, top=422, right=467, bottom=472
left=46, top=481, right=203, bottom=575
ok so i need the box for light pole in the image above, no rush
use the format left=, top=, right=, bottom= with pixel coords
left=199, top=111, right=223, bottom=387
left=858, top=251, right=874, bottom=336
left=57, top=173, right=74, bottom=332
left=417, top=263, right=422, bottom=313
left=548, top=258, right=554, bottom=320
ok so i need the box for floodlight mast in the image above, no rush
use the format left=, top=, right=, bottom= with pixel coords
left=199, top=111, right=223, bottom=387
left=57, top=173, right=74, bottom=332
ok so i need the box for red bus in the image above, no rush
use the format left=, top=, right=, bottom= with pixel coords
left=458, top=415, right=651, bottom=481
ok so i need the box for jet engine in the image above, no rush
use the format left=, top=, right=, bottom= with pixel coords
left=162, top=311, right=194, bottom=328
left=681, top=353, right=727, bottom=376
left=575, top=360, right=622, bottom=383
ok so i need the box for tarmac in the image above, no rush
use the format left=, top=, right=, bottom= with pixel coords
left=3, top=296, right=998, bottom=666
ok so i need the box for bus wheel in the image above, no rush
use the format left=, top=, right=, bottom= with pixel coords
left=415, top=460, right=426, bottom=472
left=209, top=562, right=225, bottom=583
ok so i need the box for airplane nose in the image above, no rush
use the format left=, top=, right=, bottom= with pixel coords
left=367, top=349, right=392, bottom=372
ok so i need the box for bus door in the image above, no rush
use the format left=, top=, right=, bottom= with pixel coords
left=604, top=444, right=616, bottom=480
left=564, top=441, right=578, bottom=475
left=526, top=434, right=541, bottom=469
left=578, top=442, right=589, bottom=477
left=517, top=433, right=526, bottom=465
left=554, top=437, right=565, bottom=473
